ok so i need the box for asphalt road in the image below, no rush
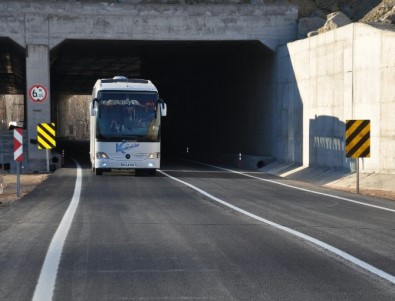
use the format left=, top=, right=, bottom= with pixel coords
left=0, top=158, right=394, bottom=300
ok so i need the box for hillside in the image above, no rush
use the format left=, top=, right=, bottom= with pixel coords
left=284, top=0, right=391, bottom=20
left=293, top=0, right=395, bottom=22
left=285, top=0, right=395, bottom=37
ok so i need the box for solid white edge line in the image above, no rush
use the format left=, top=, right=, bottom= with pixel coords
left=158, top=169, right=395, bottom=285
left=32, top=161, right=82, bottom=301
left=189, top=161, right=395, bottom=213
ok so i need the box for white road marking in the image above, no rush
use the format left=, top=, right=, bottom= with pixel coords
left=184, top=161, right=395, bottom=213
left=32, top=162, right=82, bottom=301
left=158, top=170, right=395, bottom=285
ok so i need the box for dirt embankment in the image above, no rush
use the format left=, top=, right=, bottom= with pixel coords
left=0, top=174, right=49, bottom=205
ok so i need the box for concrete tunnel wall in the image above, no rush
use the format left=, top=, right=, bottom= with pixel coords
left=0, top=0, right=298, bottom=172
left=275, top=23, right=395, bottom=173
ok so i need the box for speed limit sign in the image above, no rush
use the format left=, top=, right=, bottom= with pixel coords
left=29, top=84, right=48, bottom=103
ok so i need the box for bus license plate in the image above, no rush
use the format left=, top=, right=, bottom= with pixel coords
left=121, top=163, right=136, bottom=167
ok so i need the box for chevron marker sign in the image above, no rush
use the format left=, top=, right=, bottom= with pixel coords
left=37, top=123, right=56, bottom=149
left=345, top=120, right=370, bottom=158
left=14, top=128, right=23, bottom=161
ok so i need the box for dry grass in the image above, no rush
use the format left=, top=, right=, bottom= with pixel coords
left=0, top=174, right=49, bottom=205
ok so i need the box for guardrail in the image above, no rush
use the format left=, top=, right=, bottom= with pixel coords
left=0, top=131, right=13, bottom=166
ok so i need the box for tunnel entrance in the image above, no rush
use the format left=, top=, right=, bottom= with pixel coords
left=0, top=38, right=25, bottom=95
left=51, top=40, right=275, bottom=166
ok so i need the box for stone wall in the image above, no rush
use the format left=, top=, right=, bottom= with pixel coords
left=57, top=95, right=90, bottom=140
left=0, top=95, right=24, bottom=130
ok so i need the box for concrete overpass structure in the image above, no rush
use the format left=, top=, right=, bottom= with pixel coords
left=0, top=0, right=298, bottom=172
left=1, top=1, right=394, bottom=175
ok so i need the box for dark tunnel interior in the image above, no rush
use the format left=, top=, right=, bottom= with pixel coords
left=0, top=38, right=25, bottom=95
left=2, top=39, right=276, bottom=164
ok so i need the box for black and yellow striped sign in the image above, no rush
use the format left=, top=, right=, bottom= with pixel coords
left=345, top=120, right=370, bottom=158
left=37, top=123, right=56, bottom=149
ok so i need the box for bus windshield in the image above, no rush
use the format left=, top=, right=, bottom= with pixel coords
left=96, top=91, right=160, bottom=141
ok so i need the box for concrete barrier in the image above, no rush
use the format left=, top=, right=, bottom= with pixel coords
left=274, top=23, right=395, bottom=174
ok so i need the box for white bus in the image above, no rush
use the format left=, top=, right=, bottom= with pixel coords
left=90, top=76, right=167, bottom=175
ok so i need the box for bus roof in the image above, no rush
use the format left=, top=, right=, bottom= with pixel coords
left=94, top=76, right=158, bottom=93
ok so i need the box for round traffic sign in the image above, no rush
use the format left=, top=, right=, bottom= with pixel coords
left=29, top=84, right=48, bottom=103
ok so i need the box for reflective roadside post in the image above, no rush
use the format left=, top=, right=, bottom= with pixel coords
left=14, top=128, right=23, bottom=197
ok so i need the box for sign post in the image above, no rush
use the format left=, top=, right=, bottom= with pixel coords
left=345, top=120, right=371, bottom=194
left=14, top=128, right=23, bottom=197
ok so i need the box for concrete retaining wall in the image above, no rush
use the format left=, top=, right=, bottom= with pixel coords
left=274, top=23, right=395, bottom=173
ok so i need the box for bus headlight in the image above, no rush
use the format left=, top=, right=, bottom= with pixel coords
left=96, top=152, right=109, bottom=159
left=148, top=152, right=159, bottom=159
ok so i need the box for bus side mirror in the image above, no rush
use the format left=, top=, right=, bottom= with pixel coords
left=91, top=98, right=98, bottom=116
left=159, top=99, right=167, bottom=117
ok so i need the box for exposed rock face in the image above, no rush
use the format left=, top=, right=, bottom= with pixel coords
left=296, top=0, right=395, bottom=38
left=317, top=11, right=352, bottom=32
left=381, top=5, right=395, bottom=23
left=315, top=0, right=340, bottom=11
left=300, top=11, right=351, bottom=38
left=361, top=0, right=395, bottom=23
left=298, top=16, right=326, bottom=38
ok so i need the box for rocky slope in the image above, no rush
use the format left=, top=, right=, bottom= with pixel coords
left=286, top=0, right=395, bottom=37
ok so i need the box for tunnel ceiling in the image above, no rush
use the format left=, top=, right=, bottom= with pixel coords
left=50, top=39, right=273, bottom=95
left=0, top=38, right=25, bottom=94
left=0, top=39, right=272, bottom=96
